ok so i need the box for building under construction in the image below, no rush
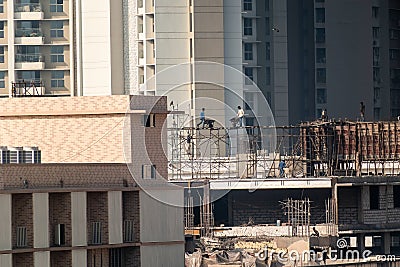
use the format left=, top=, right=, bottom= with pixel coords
left=168, top=120, right=400, bottom=264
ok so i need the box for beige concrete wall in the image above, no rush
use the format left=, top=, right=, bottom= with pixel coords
left=139, top=189, right=184, bottom=243
left=72, top=249, right=87, bottom=267
left=0, top=254, right=12, bottom=267
left=0, top=194, right=12, bottom=250
left=33, top=193, right=49, bottom=248
left=71, top=192, right=87, bottom=246
left=34, top=251, right=50, bottom=267
left=110, top=0, right=124, bottom=95
left=108, top=191, right=122, bottom=244
left=141, top=244, right=184, bottom=267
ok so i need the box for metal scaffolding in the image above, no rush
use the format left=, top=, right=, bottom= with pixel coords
left=168, top=120, right=400, bottom=180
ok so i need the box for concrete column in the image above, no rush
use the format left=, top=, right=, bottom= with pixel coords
left=358, top=233, right=365, bottom=252
left=34, top=251, right=50, bottom=267
left=0, top=254, right=12, bottom=267
left=72, top=249, right=87, bottom=267
left=0, top=194, right=12, bottom=250
left=383, top=232, right=391, bottom=255
left=71, top=192, right=87, bottom=246
left=108, top=191, right=123, bottom=244
left=33, top=193, right=49, bottom=248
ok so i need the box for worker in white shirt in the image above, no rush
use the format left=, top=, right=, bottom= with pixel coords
left=237, top=106, right=244, bottom=127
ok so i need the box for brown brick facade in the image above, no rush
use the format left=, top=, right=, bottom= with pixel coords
left=49, top=193, right=72, bottom=247
left=12, top=252, right=33, bottom=267
left=87, top=192, right=109, bottom=245
left=12, top=194, right=33, bottom=249
left=123, top=191, right=140, bottom=243
left=50, top=251, right=72, bottom=267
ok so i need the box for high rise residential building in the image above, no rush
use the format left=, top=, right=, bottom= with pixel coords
left=287, top=0, right=400, bottom=123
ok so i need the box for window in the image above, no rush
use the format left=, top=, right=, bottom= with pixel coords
left=316, top=48, right=326, bottom=63
left=374, top=87, right=380, bottom=104
left=142, top=114, right=155, bottom=127
left=266, top=67, right=271, bottom=85
left=390, top=49, right=400, bottom=60
left=50, top=0, right=63, bottom=12
left=0, top=71, right=5, bottom=88
left=315, top=28, right=325, bottom=43
left=373, top=67, right=381, bottom=83
left=244, top=67, right=253, bottom=85
left=392, top=235, right=400, bottom=247
left=0, top=0, right=3, bottom=13
left=266, top=42, right=270, bottom=60
left=16, top=226, right=27, bottom=248
left=316, top=68, right=326, bottom=83
left=372, top=6, right=379, bottom=18
left=315, top=0, right=324, bottom=2
left=390, top=29, right=399, bottom=40
left=317, top=88, right=327, bottom=104
left=51, top=46, right=64, bottom=63
left=370, top=185, right=379, bottom=210
left=91, top=222, right=102, bottom=245
left=315, top=8, right=325, bottom=23
left=244, top=92, right=254, bottom=110
left=0, top=46, right=4, bottom=63
left=265, top=17, right=270, bottom=36
left=243, top=0, right=252, bottom=11
left=391, top=89, right=400, bottom=108
left=244, top=18, right=253, bottom=36
left=109, top=248, right=123, bottom=267
left=396, top=186, right=400, bottom=208
left=0, top=21, right=4, bottom=38
left=142, top=164, right=156, bottom=179
left=244, top=43, right=253, bottom=60
left=373, top=27, right=380, bottom=39
left=54, top=224, right=65, bottom=246
left=374, top=108, right=380, bottom=121
left=138, top=16, right=143, bottom=33
left=373, top=47, right=380, bottom=66
left=51, top=71, right=64, bottom=87
left=50, top=21, right=64, bottom=38
left=123, top=220, right=134, bottom=242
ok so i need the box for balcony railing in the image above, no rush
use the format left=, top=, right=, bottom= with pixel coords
left=15, top=3, right=42, bottom=12
left=15, top=28, right=43, bottom=38
left=15, top=54, right=44, bottom=63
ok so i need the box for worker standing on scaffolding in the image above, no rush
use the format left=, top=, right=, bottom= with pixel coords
left=360, top=101, right=365, bottom=122
left=237, top=106, right=245, bottom=127
left=197, top=108, right=206, bottom=129
left=279, top=159, right=286, bottom=178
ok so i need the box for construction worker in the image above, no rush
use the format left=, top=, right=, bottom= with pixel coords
left=197, top=108, right=205, bottom=128
left=279, top=159, right=286, bottom=177
left=237, top=106, right=244, bottom=127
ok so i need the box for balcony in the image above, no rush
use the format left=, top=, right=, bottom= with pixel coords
left=15, top=54, right=45, bottom=69
left=15, top=28, right=44, bottom=45
left=14, top=3, right=44, bottom=20
left=12, top=80, right=45, bottom=97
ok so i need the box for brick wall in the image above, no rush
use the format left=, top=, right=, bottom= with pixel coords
left=338, top=187, right=359, bottom=225
left=87, top=192, right=108, bottom=245
left=124, top=247, right=140, bottom=267
left=123, top=191, right=140, bottom=243
left=230, top=190, right=329, bottom=226
left=12, top=194, right=33, bottom=248
left=0, top=164, right=136, bottom=189
left=12, top=252, right=33, bottom=267
left=87, top=248, right=109, bottom=267
left=49, top=193, right=71, bottom=246
left=50, top=251, right=72, bottom=267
